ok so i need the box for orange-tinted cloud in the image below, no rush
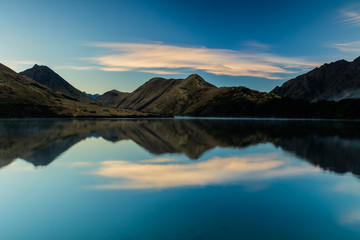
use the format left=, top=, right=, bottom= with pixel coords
left=80, top=42, right=318, bottom=79
left=333, top=41, right=360, bottom=52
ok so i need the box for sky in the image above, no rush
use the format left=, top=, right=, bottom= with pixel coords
left=1, top=0, right=360, bottom=94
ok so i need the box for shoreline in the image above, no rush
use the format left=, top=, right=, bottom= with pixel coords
left=1, top=116, right=360, bottom=121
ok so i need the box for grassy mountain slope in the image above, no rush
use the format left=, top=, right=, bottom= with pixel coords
left=99, top=74, right=279, bottom=116
left=20, top=64, right=95, bottom=103
left=271, top=57, right=360, bottom=102
left=0, top=63, right=152, bottom=117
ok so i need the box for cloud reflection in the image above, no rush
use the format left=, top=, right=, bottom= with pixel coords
left=339, top=210, right=360, bottom=225
left=92, top=155, right=317, bottom=190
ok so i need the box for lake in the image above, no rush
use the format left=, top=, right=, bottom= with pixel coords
left=1, top=118, right=360, bottom=239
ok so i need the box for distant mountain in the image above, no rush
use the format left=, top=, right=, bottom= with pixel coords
left=20, top=64, right=95, bottom=103
left=97, top=89, right=130, bottom=107
left=84, top=92, right=100, bottom=99
left=100, top=74, right=279, bottom=115
left=271, top=57, right=360, bottom=102
left=0, top=63, right=154, bottom=117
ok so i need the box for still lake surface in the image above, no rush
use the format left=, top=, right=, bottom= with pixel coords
left=1, top=118, right=360, bottom=239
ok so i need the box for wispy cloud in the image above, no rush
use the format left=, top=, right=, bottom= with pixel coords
left=139, top=69, right=183, bottom=75
left=243, top=41, right=271, bottom=50
left=55, top=65, right=101, bottom=71
left=332, top=41, right=360, bottom=52
left=339, top=8, right=360, bottom=26
left=64, top=42, right=318, bottom=79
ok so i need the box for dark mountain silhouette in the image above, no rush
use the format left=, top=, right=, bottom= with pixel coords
left=0, top=63, right=154, bottom=117
left=98, top=74, right=279, bottom=115
left=96, top=73, right=360, bottom=118
left=96, top=89, right=130, bottom=107
left=20, top=64, right=95, bottom=103
left=2, top=119, right=360, bottom=177
left=271, top=57, right=360, bottom=102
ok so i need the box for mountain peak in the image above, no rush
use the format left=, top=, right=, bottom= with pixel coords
left=186, top=73, right=203, bottom=80
left=353, top=56, right=360, bottom=63
left=20, top=65, right=95, bottom=103
left=184, top=74, right=216, bottom=88
left=271, top=56, right=360, bottom=101
left=30, top=64, right=53, bottom=72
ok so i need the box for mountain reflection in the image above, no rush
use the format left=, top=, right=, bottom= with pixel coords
left=1, top=119, right=360, bottom=176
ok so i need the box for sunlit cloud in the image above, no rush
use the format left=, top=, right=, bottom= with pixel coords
left=70, top=42, right=318, bottom=79
left=55, top=65, right=132, bottom=72
left=139, top=69, right=182, bottom=75
left=91, top=155, right=318, bottom=190
left=332, top=41, right=360, bottom=52
left=339, top=8, right=360, bottom=26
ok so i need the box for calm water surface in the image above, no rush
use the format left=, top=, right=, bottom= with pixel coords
left=1, top=118, right=360, bottom=239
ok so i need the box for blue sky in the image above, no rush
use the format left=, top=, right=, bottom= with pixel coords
left=1, top=0, right=360, bottom=94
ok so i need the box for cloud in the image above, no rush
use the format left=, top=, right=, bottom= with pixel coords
left=332, top=41, right=360, bottom=52
left=69, top=42, right=318, bottom=79
left=243, top=41, right=271, bottom=50
left=91, top=155, right=318, bottom=190
left=339, top=8, right=360, bottom=26
left=139, top=69, right=183, bottom=75
left=55, top=65, right=100, bottom=70
left=55, top=65, right=131, bottom=71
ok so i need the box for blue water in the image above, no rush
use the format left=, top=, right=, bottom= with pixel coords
left=0, top=119, right=360, bottom=239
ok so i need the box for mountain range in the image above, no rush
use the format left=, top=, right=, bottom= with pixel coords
left=97, top=74, right=279, bottom=115
left=2, top=56, right=360, bottom=118
left=0, top=63, right=152, bottom=117
left=271, top=57, right=360, bottom=102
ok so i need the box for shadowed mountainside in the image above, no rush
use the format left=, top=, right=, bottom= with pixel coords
left=271, top=57, right=360, bottom=102
left=1, top=119, right=360, bottom=177
left=97, top=73, right=360, bottom=118
left=98, top=74, right=280, bottom=115
left=0, top=63, right=154, bottom=117
left=20, top=64, right=95, bottom=103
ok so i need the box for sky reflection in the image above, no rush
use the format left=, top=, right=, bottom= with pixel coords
left=92, top=154, right=318, bottom=190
